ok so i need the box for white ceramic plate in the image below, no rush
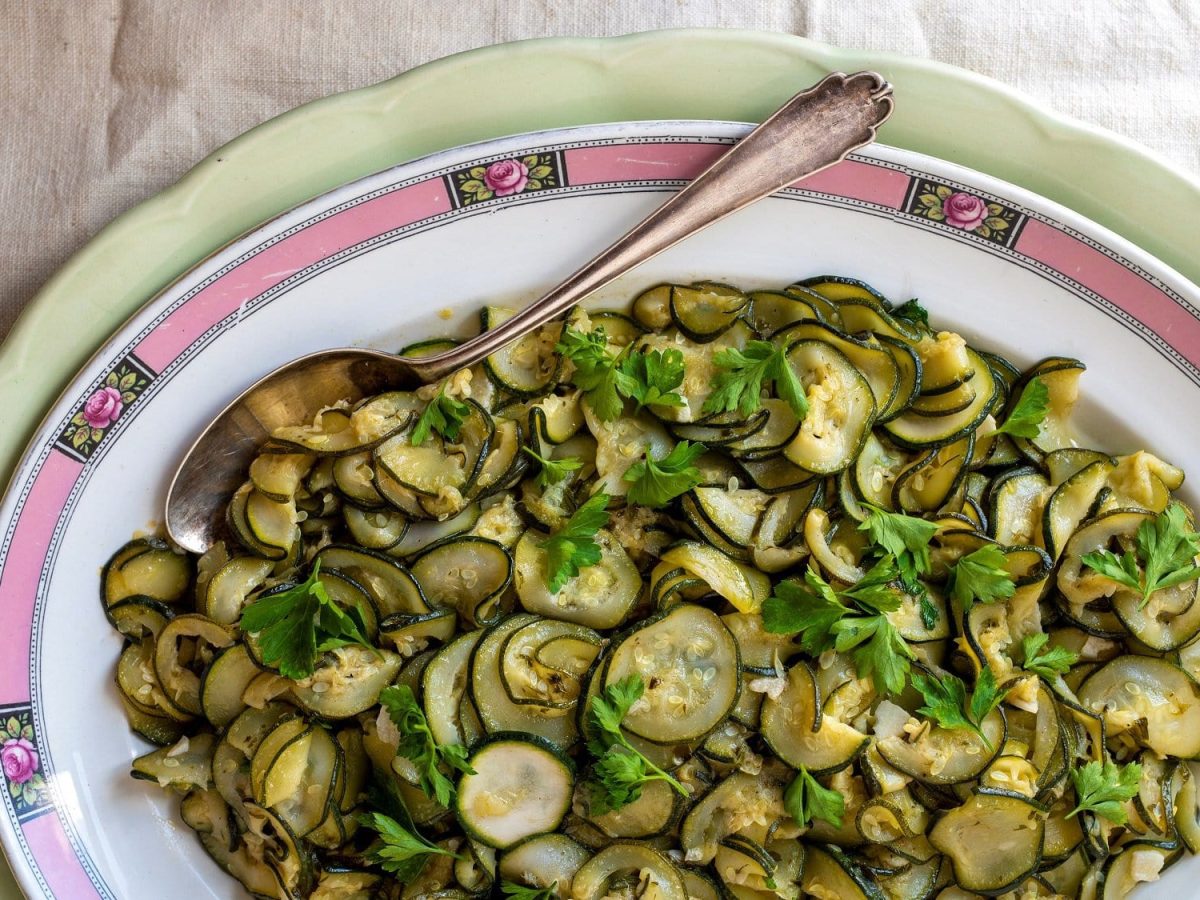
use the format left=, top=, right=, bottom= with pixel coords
left=2, top=122, right=1199, bottom=899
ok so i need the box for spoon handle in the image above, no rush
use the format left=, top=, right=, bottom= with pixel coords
left=409, top=70, right=893, bottom=383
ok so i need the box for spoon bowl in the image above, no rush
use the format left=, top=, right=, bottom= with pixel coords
left=166, top=70, right=894, bottom=553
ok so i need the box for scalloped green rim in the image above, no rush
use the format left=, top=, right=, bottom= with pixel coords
left=1, top=28, right=1199, bottom=896
left=4, top=29, right=1197, bottom=496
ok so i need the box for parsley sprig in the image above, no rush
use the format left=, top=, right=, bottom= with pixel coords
left=859, top=503, right=937, bottom=590
left=910, top=667, right=1004, bottom=748
left=556, top=327, right=634, bottom=421
left=359, top=811, right=463, bottom=880
left=521, top=446, right=583, bottom=491
left=783, top=766, right=845, bottom=828
left=623, top=441, right=706, bottom=508
left=1021, top=633, right=1079, bottom=680
left=541, top=492, right=610, bottom=593
left=239, top=561, right=375, bottom=680
left=891, top=298, right=929, bottom=329
left=379, top=685, right=474, bottom=807
left=701, top=340, right=809, bottom=419
left=1068, top=759, right=1142, bottom=824
left=993, top=377, right=1050, bottom=439
left=762, top=557, right=913, bottom=694
left=1082, top=502, right=1200, bottom=608
left=946, top=544, right=1015, bottom=611
left=618, top=348, right=686, bottom=412
left=555, top=327, right=686, bottom=420
left=500, top=882, right=559, bottom=900
left=858, top=502, right=939, bottom=629
left=411, top=387, right=470, bottom=446
left=584, top=675, right=688, bottom=814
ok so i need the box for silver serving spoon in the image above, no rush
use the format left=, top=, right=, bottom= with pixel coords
left=167, top=71, right=894, bottom=553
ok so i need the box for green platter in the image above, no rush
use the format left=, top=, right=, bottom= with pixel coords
left=0, top=28, right=1198, bottom=897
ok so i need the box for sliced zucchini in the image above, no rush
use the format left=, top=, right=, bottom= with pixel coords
left=498, top=833, right=589, bottom=896
left=658, top=541, right=770, bottom=614
left=249, top=452, right=315, bottom=503
left=291, top=646, right=402, bottom=718
left=882, top=349, right=996, bottom=449
left=513, top=529, right=640, bottom=629
left=200, top=644, right=261, bottom=729
left=411, top=537, right=513, bottom=627
left=929, top=790, right=1045, bottom=895
left=800, top=844, right=886, bottom=900
left=456, top=734, right=574, bottom=848
left=604, top=603, right=740, bottom=744
left=203, top=556, right=274, bottom=625
left=481, top=306, right=561, bottom=395
left=131, top=732, right=217, bottom=791
left=500, top=618, right=600, bottom=709
left=314, top=545, right=429, bottom=617
left=471, top=615, right=578, bottom=747
left=1077, top=656, right=1200, bottom=758
left=103, top=538, right=191, bottom=608
left=760, top=660, right=868, bottom=774
left=782, top=340, right=877, bottom=474
left=670, top=282, right=748, bottom=342
left=154, top=614, right=234, bottom=717
left=875, top=707, right=1005, bottom=785
left=571, top=842, right=686, bottom=900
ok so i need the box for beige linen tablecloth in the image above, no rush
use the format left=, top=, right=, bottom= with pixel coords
left=0, top=2, right=1198, bottom=897
left=2, top=0, right=1198, bottom=347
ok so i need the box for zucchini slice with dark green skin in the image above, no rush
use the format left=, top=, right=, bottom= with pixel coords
left=760, top=660, right=869, bottom=774
left=498, top=833, right=589, bottom=896
left=513, top=527, right=640, bottom=629
left=782, top=340, right=876, bottom=474
left=669, top=282, right=748, bottom=342
left=480, top=306, right=562, bottom=396
left=604, top=603, right=740, bottom=745
left=102, top=537, right=192, bottom=609
left=572, top=842, right=687, bottom=900
left=411, top=536, right=513, bottom=627
left=882, top=348, right=996, bottom=449
left=930, top=790, right=1046, bottom=895
left=455, top=733, right=574, bottom=849
left=1078, top=656, right=1200, bottom=758
left=801, top=844, right=887, bottom=900
left=470, top=615, right=578, bottom=747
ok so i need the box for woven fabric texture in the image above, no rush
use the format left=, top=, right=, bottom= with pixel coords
left=0, top=1, right=1197, bottom=341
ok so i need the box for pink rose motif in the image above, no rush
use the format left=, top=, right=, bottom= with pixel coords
left=1, top=738, right=38, bottom=784
left=483, top=159, right=529, bottom=197
left=83, top=386, right=123, bottom=429
left=942, top=192, right=989, bottom=231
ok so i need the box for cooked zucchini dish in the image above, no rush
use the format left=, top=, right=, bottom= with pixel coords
left=104, top=277, right=1200, bottom=899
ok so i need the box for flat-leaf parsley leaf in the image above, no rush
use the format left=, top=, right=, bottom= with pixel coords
left=411, top=387, right=471, bottom=446
left=240, top=561, right=375, bottom=680
left=623, top=441, right=706, bottom=508
left=584, top=675, right=688, bottom=814
left=379, top=685, right=474, bottom=808
left=541, top=492, right=610, bottom=593
left=555, top=327, right=636, bottom=422
left=1069, top=759, right=1142, bottom=824
left=946, top=544, right=1015, bottom=611
left=1021, top=633, right=1079, bottom=680
left=1082, top=501, right=1200, bottom=608
left=521, top=446, right=583, bottom=491
left=617, top=348, right=686, bottom=412
left=783, top=766, right=845, bottom=828
left=358, top=811, right=462, bottom=880
left=910, top=667, right=1004, bottom=748
left=993, top=377, right=1050, bottom=439
left=701, top=340, right=808, bottom=420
